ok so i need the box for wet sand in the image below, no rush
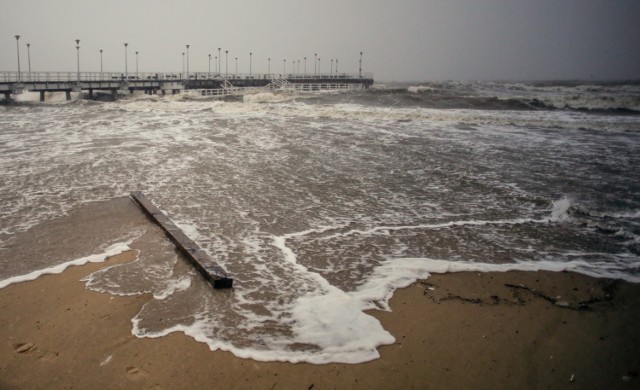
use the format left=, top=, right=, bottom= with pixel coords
left=1, top=251, right=639, bottom=389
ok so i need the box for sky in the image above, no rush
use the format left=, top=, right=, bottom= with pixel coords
left=1, top=0, right=639, bottom=82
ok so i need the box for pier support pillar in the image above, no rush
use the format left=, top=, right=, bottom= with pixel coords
left=89, top=89, right=94, bottom=99
left=162, top=90, right=166, bottom=95
left=65, top=90, right=71, bottom=101
left=3, top=92, right=9, bottom=102
left=111, top=89, right=117, bottom=99
left=40, top=91, right=45, bottom=102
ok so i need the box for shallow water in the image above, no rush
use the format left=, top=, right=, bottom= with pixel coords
left=1, top=82, right=639, bottom=363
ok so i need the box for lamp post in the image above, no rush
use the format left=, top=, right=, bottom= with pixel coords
left=304, top=57, right=307, bottom=76
left=297, top=60, right=300, bottom=76
left=314, top=53, right=317, bottom=76
left=99, top=49, right=103, bottom=75
left=234, top=57, right=237, bottom=77
left=359, top=51, right=363, bottom=77
left=124, top=43, right=128, bottom=80
left=182, top=52, right=185, bottom=76
left=268, top=58, right=271, bottom=74
left=249, top=52, right=252, bottom=78
left=331, top=59, right=333, bottom=76
left=186, top=44, right=190, bottom=80
left=26, top=43, right=31, bottom=81
left=318, top=57, right=321, bottom=76
left=218, top=48, right=221, bottom=75
left=336, top=58, right=339, bottom=74
left=225, top=50, right=228, bottom=77
left=208, top=54, right=211, bottom=78
left=215, top=56, right=218, bottom=73
left=14, top=35, right=21, bottom=82
left=135, top=51, right=139, bottom=79
left=283, top=59, right=286, bottom=74
left=75, top=39, right=80, bottom=82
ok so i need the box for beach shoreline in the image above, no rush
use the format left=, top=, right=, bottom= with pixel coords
left=1, top=251, right=639, bottom=389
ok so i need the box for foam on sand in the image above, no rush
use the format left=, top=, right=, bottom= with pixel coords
left=0, top=241, right=132, bottom=289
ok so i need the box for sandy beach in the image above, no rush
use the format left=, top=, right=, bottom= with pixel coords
left=1, top=251, right=639, bottom=389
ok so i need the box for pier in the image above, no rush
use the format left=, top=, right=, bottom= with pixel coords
left=0, top=71, right=374, bottom=102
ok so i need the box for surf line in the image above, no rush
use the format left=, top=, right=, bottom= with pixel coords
left=130, top=191, right=233, bottom=289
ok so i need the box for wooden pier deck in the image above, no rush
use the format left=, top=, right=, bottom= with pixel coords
left=1, top=71, right=374, bottom=101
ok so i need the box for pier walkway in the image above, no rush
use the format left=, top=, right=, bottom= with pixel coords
left=0, top=71, right=374, bottom=101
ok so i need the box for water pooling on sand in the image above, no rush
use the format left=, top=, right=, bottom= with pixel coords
left=1, top=82, right=640, bottom=363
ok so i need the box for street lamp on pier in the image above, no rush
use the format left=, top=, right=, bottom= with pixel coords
left=218, top=48, right=221, bottom=75
left=249, top=52, right=252, bottom=78
left=182, top=52, right=185, bottom=76
left=268, top=58, right=271, bottom=74
left=336, top=58, right=339, bottom=74
left=235, top=57, right=238, bottom=77
left=314, top=53, right=317, bottom=76
left=225, top=50, right=229, bottom=78
left=304, top=57, right=307, bottom=76
left=318, top=57, right=321, bottom=76
left=15, top=35, right=21, bottom=82
left=331, top=59, right=333, bottom=76
left=297, top=60, right=300, bottom=76
left=124, top=43, right=128, bottom=80
left=283, top=59, right=286, bottom=74
left=135, top=51, right=139, bottom=78
left=215, top=56, right=218, bottom=73
left=26, top=43, right=31, bottom=81
left=99, top=49, right=103, bottom=75
left=75, top=39, right=81, bottom=82
left=208, top=54, right=211, bottom=78
left=359, top=51, right=363, bottom=77
left=186, top=45, right=190, bottom=81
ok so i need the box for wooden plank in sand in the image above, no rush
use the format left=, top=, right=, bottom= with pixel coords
left=130, top=191, right=233, bottom=289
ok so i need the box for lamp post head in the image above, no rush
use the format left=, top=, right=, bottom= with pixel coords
left=27, top=43, right=30, bottom=48
left=209, top=54, right=211, bottom=58
left=15, top=35, right=20, bottom=40
left=225, top=50, right=228, bottom=54
left=136, top=51, right=138, bottom=55
left=124, top=43, right=128, bottom=47
left=100, top=49, right=103, bottom=53
left=186, top=44, right=190, bottom=49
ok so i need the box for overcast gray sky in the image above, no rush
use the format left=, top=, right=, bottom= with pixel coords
left=1, top=0, right=639, bottom=81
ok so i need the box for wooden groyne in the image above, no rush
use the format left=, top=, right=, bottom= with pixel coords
left=130, top=191, right=233, bottom=289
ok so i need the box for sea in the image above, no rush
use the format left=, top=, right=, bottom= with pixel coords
left=1, top=80, right=639, bottom=364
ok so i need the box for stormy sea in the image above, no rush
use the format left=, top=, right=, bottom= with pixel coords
left=1, top=80, right=639, bottom=364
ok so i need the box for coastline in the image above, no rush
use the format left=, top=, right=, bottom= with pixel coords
left=1, top=251, right=639, bottom=389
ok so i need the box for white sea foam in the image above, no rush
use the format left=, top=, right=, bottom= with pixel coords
left=407, top=85, right=436, bottom=93
left=550, top=196, right=573, bottom=222
left=0, top=241, right=132, bottom=289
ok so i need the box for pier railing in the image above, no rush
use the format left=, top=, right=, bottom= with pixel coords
left=1, top=71, right=374, bottom=83
left=197, top=82, right=364, bottom=97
